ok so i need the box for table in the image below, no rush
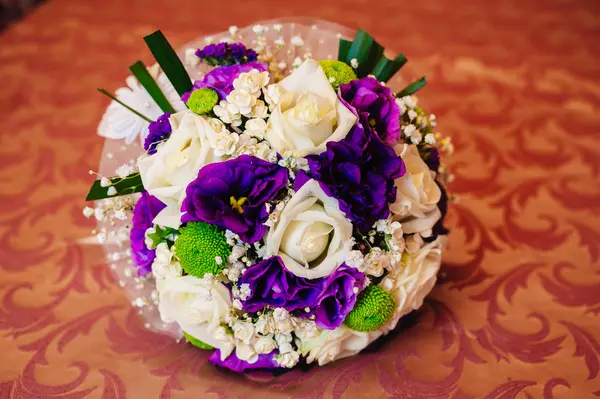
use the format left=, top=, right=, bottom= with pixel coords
left=1, top=0, right=599, bottom=397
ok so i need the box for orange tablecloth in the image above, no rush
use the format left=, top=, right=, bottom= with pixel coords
left=1, top=0, right=600, bottom=397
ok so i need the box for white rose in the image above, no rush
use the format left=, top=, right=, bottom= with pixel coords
left=245, top=118, right=268, bottom=139
left=213, top=131, right=239, bottom=157
left=297, top=326, right=380, bottom=366
left=404, top=233, right=424, bottom=255
left=390, top=144, right=442, bottom=235
left=157, top=275, right=231, bottom=350
left=265, top=59, right=357, bottom=157
left=253, top=335, right=276, bottom=354
left=152, top=243, right=182, bottom=279
left=379, top=238, right=444, bottom=330
left=226, top=89, right=256, bottom=116
left=138, top=111, right=227, bottom=228
left=233, top=69, right=270, bottom=95
left=232, top=320, right=255, bottom=344
left=265, top=179, right=353, bottom=279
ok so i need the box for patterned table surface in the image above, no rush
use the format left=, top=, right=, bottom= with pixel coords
left=1, top=0, right=600, bottom=397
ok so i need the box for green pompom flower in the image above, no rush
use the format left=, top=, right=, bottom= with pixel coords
left=344, top=285, right=396, bottom=332
left=186, top=88, right=218, bottom=115
left=183, top=331, right=214, bottom=350
left=318, top=60, right=357, bottom=90
left=174, top=222, right=231, bottom=278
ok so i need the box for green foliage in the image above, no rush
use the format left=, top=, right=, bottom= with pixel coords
left=143, top=30, right=193, bottom=97
left=344, top=285, right=395, bottom=332
left=318, top=60, right=357, bottom=89
left=183, top=331, right=214, bottom=350
left=85, top=173, right=144, bottom=201
left=146, top=225, right=178, bottom=249
left=175, top=222, right=231, bottom=278
left=337, top=29, right=424, bottom=88
left=186, top=88, right=218, bottom=115
left=129, top=60, right=176, bottom=113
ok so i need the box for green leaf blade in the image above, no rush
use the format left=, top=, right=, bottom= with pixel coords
left=86, top=173, right=145, bottom=201
left=396, top=76, right=427, bottom=97
left=129, top=60, right=176, bottom=114
left=97, top=88, right=152, bottom=123
left=372, top=53, right=407, bottom=82
left=338, top=39, right=352, bottom=62
left=347, top=29, right=375, bottom=77
left=143, top=30, right=193, bottom=97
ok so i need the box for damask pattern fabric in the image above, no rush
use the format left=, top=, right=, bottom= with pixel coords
left=0, top=0, right=599, bottom=397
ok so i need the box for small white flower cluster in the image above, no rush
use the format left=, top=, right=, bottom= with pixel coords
left=375, top=219, right=405, bottom=252
left=396, top=95, right=436, bottom=146
left=210, top=69, right=281, bottom=162
left=346, top=247, right=392, bottom=278
left=264, top=193, right=291, bottom=229
left=223, top=235, right=249, bottom=283
left=277, top=156, right=310, bottom=180
left=213, top=69, right=270, bottom=127
left=212, top=306, right=314, bottom=368
left=83, top=195, right=133, bottom=228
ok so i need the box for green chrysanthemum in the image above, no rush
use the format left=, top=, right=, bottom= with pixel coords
left=344, top=285, right=396, bottom=332
left=174, top=222, right=231, bottom=278
left=183, top=331, right=213, bottom=350
left=318, top=60, right=357, bottom=90
left=186, top=88, right=218, bottom=115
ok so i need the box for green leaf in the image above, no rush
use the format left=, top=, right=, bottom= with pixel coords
left=85, top=173, right=144, bottom=201
left=372, top=53, right=407, bottom=82
left=396, top=76, right=427, bottom=97
left=97, top=88, right=152, bottom=123
left=129, top=60, right=176, bottom=114
left=144, top=30, right=193, bottom=97
left=338, top=39, right=352, bottom=62
left=347, top=29, right=375, bottom=77
left=361, top=39, right=384, bottom=77
left=147, top=225, right=178, bottom=248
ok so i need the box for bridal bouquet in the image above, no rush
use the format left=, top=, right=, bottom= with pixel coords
left=84, top=21, right=453, bottom=373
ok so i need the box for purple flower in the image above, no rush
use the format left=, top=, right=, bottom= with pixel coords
left=209, top=349, right=280, bottom=372
left=245, top=49, right=258, bottom=61
left=340, top=77, right=401, bottom=145
left=144, top=113, right=171, bottom=155
left=312, top=267, right=365, bottom=329
left=182, top=155, right=288, bottom=244
left=195, top=42, right=257, bottom=66
left=202, top=43, right=216, bottom=57
left=130, top=192, right=166, bottom=276
left=229, top=42, right=246, bottom=59
left=239, top=256, right=365, bottom=329
left=182, top=62, right=267, bottom=102
left=303, top=115, right=405, bottom=232
left=214, top=42, right=228, bottom=58
left=425, top=148, right=440, bottom=172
